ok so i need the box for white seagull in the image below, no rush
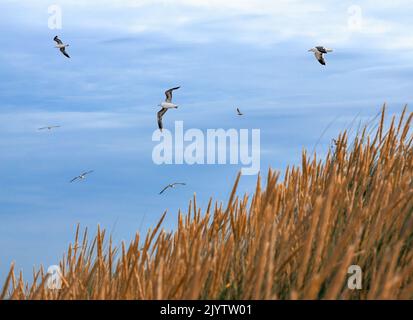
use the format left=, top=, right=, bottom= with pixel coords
left=308, top=46, right=333, bottom=65
left=159, top=182, right=186, bottom=195
left=236, top=108, right=243, bottom=116
left=70, top=170, right=94, bottom=183
left=54, top=36, right=70, bottom=58
left=38, top=125, right=60, bottom=131
left=157, top=87, right=180, bottom=131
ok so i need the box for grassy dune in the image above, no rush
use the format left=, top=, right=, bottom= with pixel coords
left=2, top=106, right=413, bottom=300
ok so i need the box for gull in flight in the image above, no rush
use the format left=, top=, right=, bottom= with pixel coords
left=54, top=36, right=70, bottom=58
left=159, top=182, right=186, bottom=195
left=236, top=108, right=243, bottom=116
left=70, top=170, right=94, bottom=183
left=71, top=243, right=82, bottom=251
left=157, top=86, right=180, bottom=131
left=331, top=138, right=339, bottom=149
left=308, top=46, right=333, bottom=65
left=38, top=125, right=60, bottom=131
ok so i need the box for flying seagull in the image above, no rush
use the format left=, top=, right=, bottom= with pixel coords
left=54, top=36, right=70, bottom=58
left=70, top=170, right=94, bottom=183
left=159, top=182, right=186, bottom=195
left=308, top=46, right=333, bottom=65
left=157, top=86, right=180, bottom=131
left=71, top=243, right=82, bottom=251
left=236, top=108, right=243, bottom=116
left=38, top=125, right=60, bottom=131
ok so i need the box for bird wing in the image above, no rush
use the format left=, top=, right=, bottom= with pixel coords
left=157, top=108, right=168, bottom=130
left=53, top=36, right=63, bottom=45
left=82, top=170, right=94, bottom=176
left=315, top=46, right=327, bottom=54
left=315, top=51, right=326, bottom=65
left=237, top=108, right=243, bottom=115
left=60, top=47, right=70, bottom=58
left=159, top=185, right=170, bottom=194
left=70, top=176, right=79, bottom=183
left=172, top=182, right=186, bottom=186
left=165, top=86, right=180, bottom=103
left=38, top=127, right=47, bottom=130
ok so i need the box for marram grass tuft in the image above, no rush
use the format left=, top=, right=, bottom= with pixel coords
left=2, top=106, right=413, bottom=300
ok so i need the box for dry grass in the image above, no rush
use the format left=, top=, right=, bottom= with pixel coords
left=2, top=106, right=413, bottom=300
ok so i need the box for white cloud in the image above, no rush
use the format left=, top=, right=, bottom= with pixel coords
left=2, top=1, right=413, bottom=49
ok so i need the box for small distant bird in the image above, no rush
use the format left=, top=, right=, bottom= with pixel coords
left=71, top=243, right=81, bottom=251
left=308, top=46, right=333, bottom=65
left=159, top=182, right=186, bottom=195
left=72, top=243, right=83, bottom=250
left=331, top=138, right=340, bottom=150
left=54, top=36, right=70, bottom=58
left=236, top=108, right=243, bottom=116
left=157, top=87, right=180, bottom=131
left=38, top=125, right=60, bottom=131
left=70, top=170, right=94, bottom=183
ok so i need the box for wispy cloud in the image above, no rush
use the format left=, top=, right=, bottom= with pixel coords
left=2, top=1, right=413, bottom=50
left=0, top=111, right=153, bottom=133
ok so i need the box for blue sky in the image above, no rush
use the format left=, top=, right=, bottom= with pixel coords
left=1, top=0, right=412, bottom=281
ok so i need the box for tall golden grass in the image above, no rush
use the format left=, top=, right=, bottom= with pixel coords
left=1, top=106, right=413, bottom=300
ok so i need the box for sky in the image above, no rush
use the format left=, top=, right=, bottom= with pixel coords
left=0, top=0, right=412, bottom=282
